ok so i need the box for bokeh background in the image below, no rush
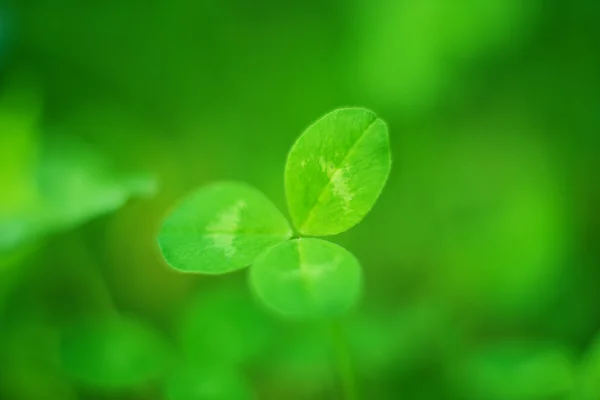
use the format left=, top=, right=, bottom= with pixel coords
left=1, top=0, right=599, bottom=399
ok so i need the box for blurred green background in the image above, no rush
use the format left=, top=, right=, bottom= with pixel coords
left=1, top=0, right=599, bottom=399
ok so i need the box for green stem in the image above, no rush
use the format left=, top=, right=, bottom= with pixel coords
left=330, top=320, right=358, bottom=400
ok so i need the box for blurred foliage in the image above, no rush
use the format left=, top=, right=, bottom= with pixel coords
left=448, top=340, right=576, bottom=400
left=575, top=332, right=600, bottom=399
left=0, top=0, right=599, bottom=399
left=177, top=279, right=275, bottom=366
left=59, top=315, right=172, bottom=391
left=164, top=361, right=253, bottom=400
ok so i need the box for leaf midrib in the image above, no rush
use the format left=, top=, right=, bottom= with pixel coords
left=298, top=117, right=379, bottom=233
left=296, top=239, right=315, bottom=304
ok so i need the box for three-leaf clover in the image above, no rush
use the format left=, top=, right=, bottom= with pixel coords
left=158, top=108, right=391, bottom=317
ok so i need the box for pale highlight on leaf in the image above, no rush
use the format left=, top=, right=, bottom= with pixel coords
left=319, top=157, right=354, bottom=214
left=158, top=182, right=292, bottom=274
left=206, top=200, right=247, bottom=257
left=285, top=108, right=391, bottom=236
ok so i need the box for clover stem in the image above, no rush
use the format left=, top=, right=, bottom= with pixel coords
left=331, top=320, right=358, bottom=400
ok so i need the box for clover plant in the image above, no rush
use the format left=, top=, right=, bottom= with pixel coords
left=158, top=108, right=391, bottom=318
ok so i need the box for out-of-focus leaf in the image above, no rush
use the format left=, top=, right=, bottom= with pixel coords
left=576, top=333, right=600, bottom=399
left=451, top=340, right=575, bottom=400
left=36, top=135, right=157, bottom=232
left=59, top=314, right=171, bottom=390
left=0, top=68, right=44, bottom=311
left=250, top=238, right=362, bottom=318
left=0, top=67, right=43, bottom=252
left=158, top=182, right=292, bottom=274
left=164, top=361, right=253, bottom=400
left=0, top=317, right=77, bottom=400
left=346, top=301, right=449, bottom=377
left=2, top=134, right=156, bottom=253
left=354, top=0, right=540, bottom=111
left=178, top=280, right=276, bottom=365
left=285, top=108, right=390, bottom=236
left=1, top=68, right=155, bottom=256
left=383, top=127, right=568, bottom=318
left=258, top=322, right=333, bottom=385
left=0, top=242, right=41, bottom=313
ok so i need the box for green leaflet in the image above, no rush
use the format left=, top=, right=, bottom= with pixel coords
left=285, top=108, right=391, bottom=236
left=250, top=238, right=362, bottom=318
left=59, top=315, right=171, bottom=390
left=164, top=362, right=253, bottom=400
left=158, top=182, right=292, bottom=274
